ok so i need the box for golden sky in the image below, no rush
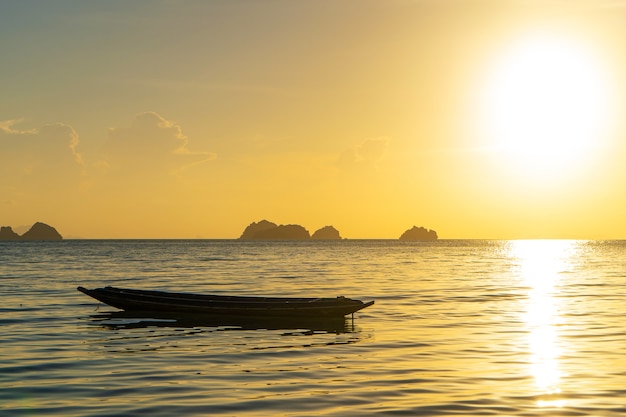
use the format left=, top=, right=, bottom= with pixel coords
left=2, top=0, right=626, bottom=239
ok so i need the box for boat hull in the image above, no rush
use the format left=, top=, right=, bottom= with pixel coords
left=77, top=286, right=374, bottom=318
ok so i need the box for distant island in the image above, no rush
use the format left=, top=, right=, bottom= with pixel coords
left=399, top=225, right=438, bottom=241
left=311, top=225, right=342, bottom=240
left=242, top=221, right=311, bottom=240
left=239, top=220, right=341, bottom=240
left=239, top=220, right=437, bottom=240
left=0, top=220, right=437, bottom=241
left=0, top=222, right=63, bottom=241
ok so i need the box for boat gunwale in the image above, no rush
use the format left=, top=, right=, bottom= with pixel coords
left=100, top=286, right=351, bottom=305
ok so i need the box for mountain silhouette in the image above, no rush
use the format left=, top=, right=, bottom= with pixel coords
left=399, top=226, right=438, bottom=240
left=0, top=222, right=63, bottom=240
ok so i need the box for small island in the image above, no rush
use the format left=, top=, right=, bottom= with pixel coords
left=1, top=220, right=437, bottom=241
left=239, top=220, right=342, bottom=240
left=311, top=226, right=342, bottom=240
left=0, top=222, right=63, bottom=241
left=240, top=220, right=437, bottom=240
left=399, top=225, right=438, bottom=241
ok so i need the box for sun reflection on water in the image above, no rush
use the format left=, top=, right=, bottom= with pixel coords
left=509, top=240, right=577, bottom=408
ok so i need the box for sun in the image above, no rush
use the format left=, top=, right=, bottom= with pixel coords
left=480, top=30, right=614, bottom=182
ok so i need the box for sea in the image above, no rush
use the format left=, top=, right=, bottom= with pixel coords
left=2, top=239, right=626, bottom=416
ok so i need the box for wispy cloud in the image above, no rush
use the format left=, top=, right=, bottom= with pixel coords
left=338, top=136, right=390, bottom=170
left=0, top=119, right=84, bottom=178
left=102, top=112, right=216, bottom=176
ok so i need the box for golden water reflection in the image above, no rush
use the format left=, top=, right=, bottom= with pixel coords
left=509, top=240, right=577, bottom=408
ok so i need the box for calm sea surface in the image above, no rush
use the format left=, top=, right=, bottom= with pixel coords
left=2, top=239, right=626, bottom=416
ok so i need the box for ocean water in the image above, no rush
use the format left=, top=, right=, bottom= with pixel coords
left=2, top=239, right=626, bottom=416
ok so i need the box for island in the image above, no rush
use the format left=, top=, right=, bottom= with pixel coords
left=239, top=220, right=342, bottom=240
left=311, top=226, right=342, bottom=240
left=0, top=222, right=63, bottom=241
left=239, top=220, right=281, bottom=239
left=0, top=226, right=20, bottom=240
left=399, top=226, right=438, bottom=240
left=240, top=220, right=437, bottom=240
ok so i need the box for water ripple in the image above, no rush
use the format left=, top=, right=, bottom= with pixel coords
left=2, top=240, right=626, bottom=416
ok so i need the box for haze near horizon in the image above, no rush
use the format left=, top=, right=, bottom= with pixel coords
left=2, top=1, right=626, bottom=239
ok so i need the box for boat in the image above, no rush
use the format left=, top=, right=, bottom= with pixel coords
left=77, top=286, right=374, bottom=318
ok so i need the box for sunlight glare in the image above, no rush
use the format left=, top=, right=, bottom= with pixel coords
left=510, top=240, right=577, bottom=406
left=481, top=31, right=614, bottom=181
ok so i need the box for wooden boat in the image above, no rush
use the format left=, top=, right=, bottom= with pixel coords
left=77, top=286, right=374, bottom=318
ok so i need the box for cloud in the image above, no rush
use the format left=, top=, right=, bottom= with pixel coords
left=102, top=112, right=216, bottom=175
left=338, top=136, right=390, bottom=170
left=0, top=119, right=83, bottom=179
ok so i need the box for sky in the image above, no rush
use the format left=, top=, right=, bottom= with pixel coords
left=2, top=0, right=626, bottom=239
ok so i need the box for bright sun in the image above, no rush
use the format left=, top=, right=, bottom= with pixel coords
left=481, top=30, right=614, bottom=182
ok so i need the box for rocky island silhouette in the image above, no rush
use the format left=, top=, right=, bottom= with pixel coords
left=0, top=222, right=63, bottom=241
left=311, top=225, right=342, bottom=240
left=399, top=226, right=438, bottom=241
left=0, top=220, right=437, bottom=240
left=240, top=220, right=437, bottom=240
left=239, top=220, right=314, bottom=240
